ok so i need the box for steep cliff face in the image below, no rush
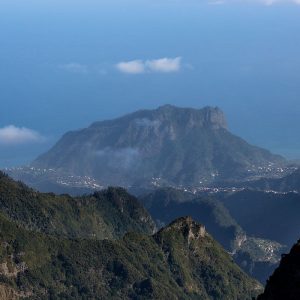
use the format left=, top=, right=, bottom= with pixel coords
left=258, top=239, right=300, bottom=300
left=31, top=105, right=284, bottom=187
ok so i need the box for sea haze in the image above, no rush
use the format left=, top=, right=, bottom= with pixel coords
left=1, top=0, right=300, bottom=167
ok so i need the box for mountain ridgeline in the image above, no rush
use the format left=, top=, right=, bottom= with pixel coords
left=31, top=105, right=284, bottom=187
left=0, top=173, right=262, bottom=299
left=0, top=171, right=156, bottom=240
left=0, top=215, right=262, bottom=299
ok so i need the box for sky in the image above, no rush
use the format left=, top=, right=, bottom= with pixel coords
left=1, top=0, right=300, bottom=167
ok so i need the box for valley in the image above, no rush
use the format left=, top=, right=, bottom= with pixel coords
left=1, top=105, right=300, bottom=299
left=2, top=0, right=300, bottom=296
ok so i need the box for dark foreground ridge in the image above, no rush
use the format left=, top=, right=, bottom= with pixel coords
left=258, top=239, right=300, bottom=300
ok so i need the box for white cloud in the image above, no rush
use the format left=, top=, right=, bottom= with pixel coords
left=116, top=60, right=145, bottom=74
left=95, top=147, right=140, bottom=170
left=59, top=63, right=88, bottom=74
left=116, top=57, right=183, bottom=74
left=0, top=125, right=44, bottom=145
left=146, top=57, right=182, bottom=73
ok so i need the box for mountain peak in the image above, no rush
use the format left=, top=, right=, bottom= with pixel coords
left=157, top=216, right=206, bottom=243
left=201, top=106, right=228, bottom=130
left=155, top=104, right=227, bottom=130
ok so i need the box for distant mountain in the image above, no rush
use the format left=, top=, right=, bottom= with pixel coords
left=0, top=214, right=262, bottom=299
left=257, top=239, right=300, bottom=300
left=140, top=187, right=286, bottom=284
left=30, top=105, right=285, bottom=188
left=219, top=189, right=300, bottom=247
left=0, top=171, right=156, bottom=239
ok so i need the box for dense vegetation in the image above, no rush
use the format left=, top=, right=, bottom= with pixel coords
left=0, top=213, right=261, bottom=299
left=0, top=172, right=156, bottom=240
left=0, top=173, right=264, bottom=299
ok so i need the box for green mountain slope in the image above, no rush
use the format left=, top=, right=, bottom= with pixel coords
left=0, top=172, right=156, bottom=240
left=0, top=214, right=262, bottom=300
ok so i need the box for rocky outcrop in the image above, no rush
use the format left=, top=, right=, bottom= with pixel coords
left=0, top=285, right=18, bottom=300
left=202, top=106, right=228, bottom=130
left=160, top=216, right=206, bottom=243
left=153, top=216, right=262, bottom=299
left=0, top=261, right=27, bottom=278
